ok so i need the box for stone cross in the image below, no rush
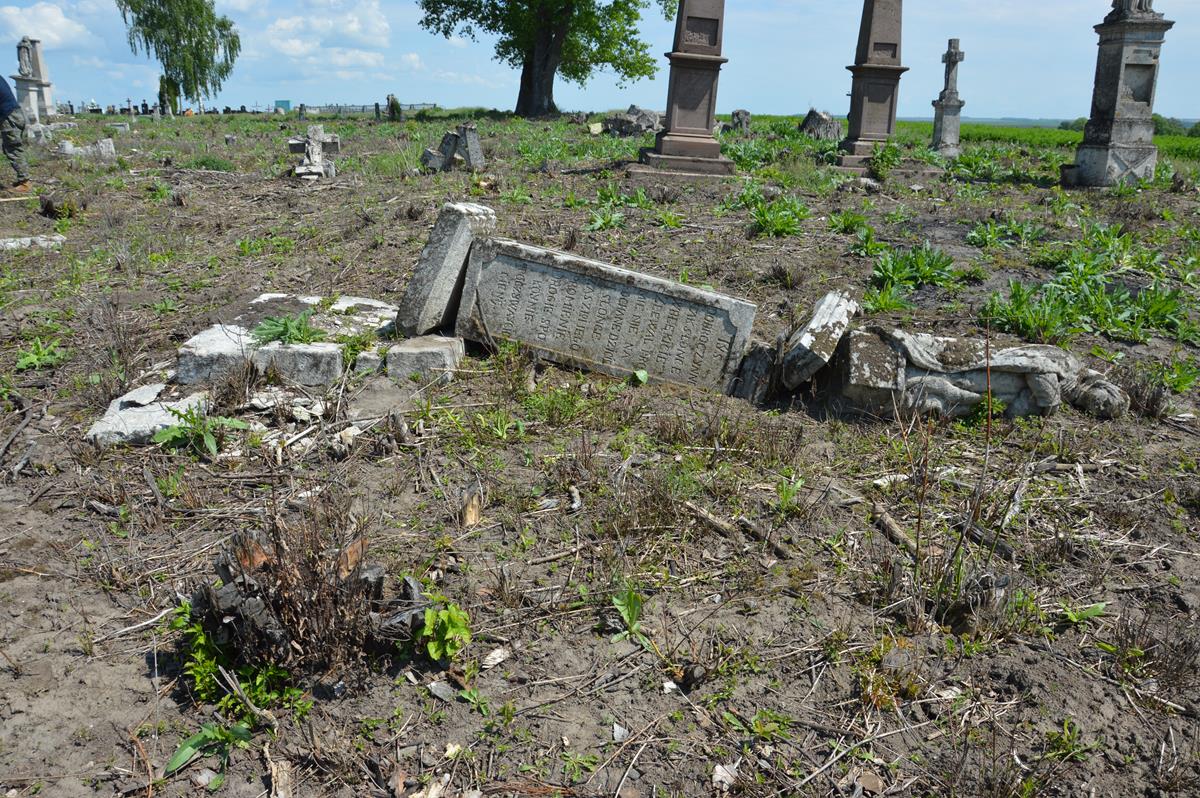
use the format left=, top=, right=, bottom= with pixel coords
left=932, top=37, right=966, bottom=157
left=940, top=38, right=964, bottom=100
left=289, top=124, right=341, bottom=181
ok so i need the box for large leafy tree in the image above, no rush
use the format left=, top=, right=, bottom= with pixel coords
left=418, top=0, right=678, bottom=117
left=116, top=0, right=241, bottom=111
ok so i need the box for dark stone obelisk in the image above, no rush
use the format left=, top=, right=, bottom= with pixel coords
left=1062, top=0, right=1174, bottom=188
left=639, top=0, right=735, bottom=176
left=838, top=0, right=908, bottom=170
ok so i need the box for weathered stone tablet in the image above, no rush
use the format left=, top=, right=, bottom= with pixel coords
left=397, top=203, right=497, bottom=337
left=456, top=239, right=755, bottom=392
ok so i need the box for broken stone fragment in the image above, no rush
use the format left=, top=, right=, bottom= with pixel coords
left=397, top=202, right=498, bottom=337
left=0, top=234, right=65, bottom=251
left=456, top=123, right=486, bottom=169
left=86, top=384, right=209, bottom=447
left=420, top=148, right=446, bottom=171
left=781, top=291, right=859, bottom=390
left=386, top=337, right=465, bottom=385
left=799, top=109, right=843, bottom=141
left=731, top=339, right=778, bottom=404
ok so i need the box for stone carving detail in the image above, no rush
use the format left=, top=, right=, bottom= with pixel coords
left=17, top=36, right=32, bottom=78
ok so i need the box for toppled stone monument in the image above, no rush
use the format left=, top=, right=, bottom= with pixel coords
left=27, top=123, right=51, bottom=144
left=397, top=203, right=497, bottom=337
left=931, top=38, right=966, bottom=157
left=799, top=109, right=842, bottom=141
left=839, top=0, right=908, bottom=171
left=0, top=233, right=65, bottom=251
left=289, top=124, right=340, bottom=181
left=604, top=105, right=662, bottom=137
left=1061, top=0, right=1174, bottom=187
left=420, top=124, right=486, bottom=172
left=455, top=238, right=756, bottom=392
left=57, top=138, right=116, bottom=161
left=830, top=327, right=1130, bottom=420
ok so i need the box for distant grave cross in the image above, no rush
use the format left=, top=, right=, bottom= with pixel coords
left=941, top=39, right=965, bottom=99
left=289, top=124, right=341, bottom=181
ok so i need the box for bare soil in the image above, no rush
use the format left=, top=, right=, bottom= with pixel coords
left=0, top=113, right=1198, bottom=798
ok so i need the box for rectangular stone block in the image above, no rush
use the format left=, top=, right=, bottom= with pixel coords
left=386, top=336, right=465, bottom=385
left=397, top=203, right=497, bottom=337
left=456, top=239, right=755, bottom=392
left=176, top=325, right=254, bottom=385
left=252, top=342, right=344, bottom=386
left=830, top=329, right=904, bottom=415
left=781, top=291, right=859, bottom=390
left=456, top=124, right=485, bottom=169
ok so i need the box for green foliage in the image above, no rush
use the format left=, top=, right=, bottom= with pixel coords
left=654, top=209, right=684, bottom=229
left=416, top=0, right=677, bottom=115
left=868, top=141, right=902, bottom=181
left=1153, top=114, right=1188, bottom=137
left=1043, top=719, right=1099, bottom=763
left=1058, top=601, right=1106, bottom=628
left=184, top=154, right=235, bottom=171
left=611, top=587, right=651, bottom=650
left=871, top=242, right=956, bottom=292
left=153, top=405, right=248, bottom=458
left=774, top=472, right=806, bottom=518
left=251, top=311, right=327, bottom=345
left=116, top=0, right=240, bottom=107
left=421, top=603, right=472, bottom=662
left=750, top=196, right=810, bottom=238
left=1146, top=354, right=1200, bottom=394
left=15, top=337, right=67, bottom=371
left=165, top=721, right=251, bottom=789
left=585, top=205, right=626, bottom=231
left=1059, top=117, right=1087, bottom=132
left=862, top=283, right=914, bottom=313
left=849, top=226, right=889, bottom=258
left=827, top=210, right=870, bottom=235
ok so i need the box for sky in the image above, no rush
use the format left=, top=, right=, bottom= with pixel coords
left=0, top=0, right=1197, bottom=120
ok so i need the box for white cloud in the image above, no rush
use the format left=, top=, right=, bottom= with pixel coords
left=216, top=0, right=258, bottom=12
left=324, top=47, right=384, bottom=68
left=0, top=1, right=91, bottom=48
left=397, top=52, right=422, bottom=70
left=447, top=35, right=467, bottom=49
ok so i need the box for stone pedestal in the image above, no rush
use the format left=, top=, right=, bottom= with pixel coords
left=1062, top=6, right=1174, bottom=188
left=12, top=76, right=52, bottom=123
left=639, top=0, right=735, bottom=177
left=838, top=0, right=907, bottom=171
left=931, top=39, right=966, bottom=157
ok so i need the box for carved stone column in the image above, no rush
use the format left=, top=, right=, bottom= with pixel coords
left=1062, top=2, right=1174, bottom=187
left=639, top=0, right=735, bottom=176
left=838, top=0, right=908, bottom=170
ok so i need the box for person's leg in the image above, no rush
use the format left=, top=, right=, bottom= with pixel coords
left=1, top=109, right=30, bottom=184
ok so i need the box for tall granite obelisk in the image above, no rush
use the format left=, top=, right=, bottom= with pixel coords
left=639, top=0, right=735, bottom=176
left=838, top=0, right=907, bottom=170
left=1062, top=0, right=1174, bottom=188
left=931, top=39, right=965, bottom=157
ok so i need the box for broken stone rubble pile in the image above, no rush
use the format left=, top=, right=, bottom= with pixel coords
left=602, top=105, right=662, bottom=137
left=289, top=124, right=340, bottom=181
left=86, top=201, right=1131, bottom=448
left=420, top=123, right=486, bottom=172
left=57, top=138, right=116, bottom=161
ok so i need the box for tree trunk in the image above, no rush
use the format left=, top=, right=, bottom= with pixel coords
left=514, top=5, right=571, bottom=117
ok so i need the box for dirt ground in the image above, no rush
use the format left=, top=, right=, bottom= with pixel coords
left=0, top=112, right=1198, bottom=798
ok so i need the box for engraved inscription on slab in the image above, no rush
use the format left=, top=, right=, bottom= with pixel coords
left=684, top=17, right=719, bottom=47
left=456, top=240, right=755, bottom=391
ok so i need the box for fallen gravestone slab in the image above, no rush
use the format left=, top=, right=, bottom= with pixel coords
left=421, top=131, right=461, bottom=172
left=781, top=291, right=859, bottom=390
left=456, top=239, right=755, bottom=392
left=397, top=202, right=497, bottom=337
left=58, top=138, right=116, bottom=161
left=0, top=234, right=65, bottom=251
left=87, top=384, right=208, bottom=447
left=604, top=105, right=662, bottom=137
left=732, top=339, right=778, bottom=404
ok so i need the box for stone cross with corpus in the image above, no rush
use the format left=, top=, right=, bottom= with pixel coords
left=289, top=124, right=341, bottom=181
left=940, top=38, right=964, bottom=101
